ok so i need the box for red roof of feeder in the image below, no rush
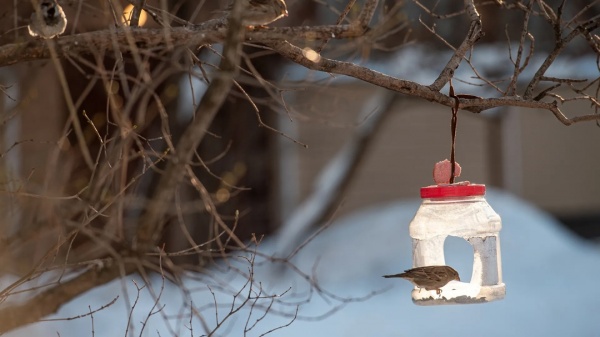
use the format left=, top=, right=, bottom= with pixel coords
left=420, top=183, right=486, bottom=198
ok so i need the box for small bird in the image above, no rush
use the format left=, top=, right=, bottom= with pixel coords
left=383, top=265, right=460, bottom=295
left=28, top=0, right=67, bottom=39
left=225, top=0, right=288, bottom=26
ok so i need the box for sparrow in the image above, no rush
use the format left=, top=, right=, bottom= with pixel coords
left=28, top=0, right=67, bottom=39
left=383, top=265, right=460, bottom=295
left=225, top=0, right=288, bottom=26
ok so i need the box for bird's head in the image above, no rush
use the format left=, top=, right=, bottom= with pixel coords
left=449, top=267, right=460, bottom=281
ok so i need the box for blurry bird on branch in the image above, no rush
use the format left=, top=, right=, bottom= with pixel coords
left=28, top=0, right=67, bottom=39
left=225, top=0, right=288, bottom=27
left=383, top=265, right=460, bottom=295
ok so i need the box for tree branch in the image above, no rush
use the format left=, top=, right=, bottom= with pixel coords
left=428, top=0, right=483, bottom=91
left=266, top=40, right=600, bottom=125
left=0, top=262, right=136, bottom=333
left=134, top=0, right=248, bottom=249
left=0, top=23, right=365, bottom=68
left=129, top=0, right=147, bottom=28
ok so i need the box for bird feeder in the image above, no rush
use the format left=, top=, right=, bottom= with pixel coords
left=406, top=82, right=505, bottom=304
left=409, top=182, right=505, bottom=305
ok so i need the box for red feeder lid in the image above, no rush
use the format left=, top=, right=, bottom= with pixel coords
left=420, top=183, right=486, bottom=198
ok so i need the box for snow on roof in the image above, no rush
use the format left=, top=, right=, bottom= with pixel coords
left=282, top=44, right=598, bottom=98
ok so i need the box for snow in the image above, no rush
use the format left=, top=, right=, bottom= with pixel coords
left=6, top=189, right=600, bottom=337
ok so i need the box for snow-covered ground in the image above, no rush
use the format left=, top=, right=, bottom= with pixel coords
left=7, top=189, right=600, bottom=337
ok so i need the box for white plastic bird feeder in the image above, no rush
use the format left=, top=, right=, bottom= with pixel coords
left=409, top=183, right=505, bottom=305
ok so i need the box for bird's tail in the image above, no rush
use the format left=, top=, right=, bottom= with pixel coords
left=382, top=273, right=407, bottom=278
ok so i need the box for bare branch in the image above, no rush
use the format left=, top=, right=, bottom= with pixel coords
left=524, top=16, right=600, bottom=99
left=506, top=1, right=533, bottom=96
left=0, top=24, right=365, bottom=68
left=2, top=1, right=599, bottom=335
left=428, top=0, right=484, bottom=91
left=0, top=263, right=135, bottom=333
left=135, top=0, right=248, bottom=249
left=129, top=0, right=147, bottom=28
left=268, top=39, right=600, bottom=124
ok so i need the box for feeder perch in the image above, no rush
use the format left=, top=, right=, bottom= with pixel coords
left=409, top=183, right=505, bottom=305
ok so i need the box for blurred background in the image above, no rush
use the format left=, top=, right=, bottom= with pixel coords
left=1, top=0, right=600, bottom=335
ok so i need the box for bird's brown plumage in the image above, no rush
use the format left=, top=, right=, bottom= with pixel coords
left=383, top=265, right=460, bottom=294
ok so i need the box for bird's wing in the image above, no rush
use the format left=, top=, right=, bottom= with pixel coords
left=430, top=268, right=449, bottom=282
left=407, top=268, right=435, bottom=281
